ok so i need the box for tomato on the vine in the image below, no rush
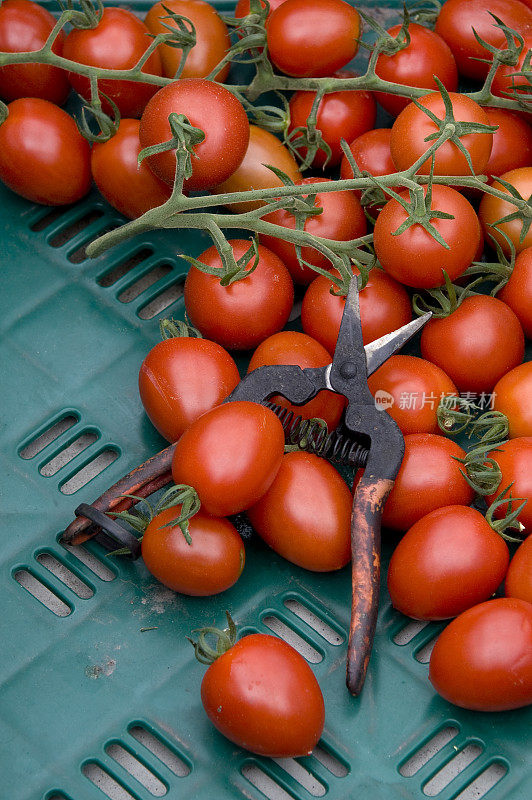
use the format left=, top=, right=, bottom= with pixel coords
left=490, top=34, right=532, bottom=105
left=497, top=246, right=532, bottom=338
left=493, top=362, right=532, bottom=439
left=485, top=438, right=532, bottom=536
left=429, top=598, right=532, bottom=711
left=0, top=0, right=70, bottom=105
left=234, top=0, right=289, bottom=22
left=484, top=109, right=532, bottom=179
left=339, top=128, right=395, bottom=212
left=171, top=400, right=285, bottom=517
left=505, top=535, right=532, bottom=604
left=387, top=505, right=509, bottom=621
left=478, top=167, right=532, bottom=255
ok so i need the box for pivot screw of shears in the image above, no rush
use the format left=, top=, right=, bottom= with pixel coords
left=339, top=362, right=358, bottom=379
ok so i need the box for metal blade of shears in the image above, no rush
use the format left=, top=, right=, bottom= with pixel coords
left=364, top=312, right=432, bottom=377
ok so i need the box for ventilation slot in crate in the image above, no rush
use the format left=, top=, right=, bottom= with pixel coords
left=241, top=763, right=298, bottom=800
left=60, top=447, right=119, bottom=495
left=118, top=265, right=172, bottom=303
left=274, top=759, right=326, bottom=797
left=128, top=724, right=190, bottom=778
left=312, top=745, right=349, bottom=778
left=399, top=726, right=460, bottom=777
left=39, top=430, right=99, bottom=477
left=19, top=413, right=79, bottom=459
left=60, top=541, right=116, bottom=582
left=262, top=615, right=322, bottom=663
left=283, top=597, right=344, bottom=645
left=105, top=742, right=167, bottom=797
left=47, top=209, right=104, bottom=249
left=137, top=280, right=185, bottom=320
left=30, top=207, right=69, bottom=232
left=393, top=619, right=430, bottom=645
left=36, top=552, right=94, bottom=599
left=13, top=569, right=72, bottom=617
left=422, top=743, right=483, bottom=796
left=97, top=249, right=154, bottom=287
left=415, top=636, right=440, bottom=664
left=82, top=762, right=137, bottom=800
left=453, top=761, right=508, bottom=800
left=68, top=224, right=116, bottom=264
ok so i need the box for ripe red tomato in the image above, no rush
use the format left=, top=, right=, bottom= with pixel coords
left=479, top=167, right=532, bottom=255
left=505, top=535, right=532, bottom=604
left=381, top=434, right=475, bottom=531
left=247, top=331, right=345, bottom=430
left=211, top=124, right=301, bottom=213
left=373, top=185, right=481, bottom=288
left=234, top=0, right=288, bottom=21
left=266, top=0, right=360, bottom=78
left=339, top=128, right=395, bottom=209
left=183, top=240, right=294, bottom=350
left=390, top=92, right=493, bottom=176
left=141, top=505, right=245, bottom=595
left=0, top=98, right=91, bottom=205
left=420, top=295, right=525, bottom=394
left=387, top=505, right=509, bottom=621
left=429, top=598, right=532, bottom=711
left=139, top=79, right=250, bottom=190
left=434, top=0, right=532, bottom=80
left=201, top=633, right=325, bottom=757
left=484, top=109, right=532, bottom=179
left=301, top=266, right=412, bottom=354
left=493, top=362, right=532, bottom=439
left=171, top=400, right=285, bottom=517
left=367, top=355, right=457, bottom=436
left=0, top=0, right=70, bottom=105
left=374, top=23, right=458, bottom=117
left=138, top=335, right=240, bottom=442
left=247, top=451, right=351, bottom=571
left=497, top=247, right=532, bottom=338
left=490, top=34, right=532, bottom=105
left=485, top=438, right=532, bottom=536
left=63, top=7, right=163, bottom=119
left=261, top=177, right=367, bottom=285
left=288, top=73, right=376, bottom=168
left=91, top=119, right=171, bottom=219
left=145, top=0, right=230, bottom=81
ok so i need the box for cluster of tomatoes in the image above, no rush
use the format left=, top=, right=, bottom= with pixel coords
left=1, top=0, right=532, bottom=759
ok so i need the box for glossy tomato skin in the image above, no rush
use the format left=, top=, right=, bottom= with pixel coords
left=420, top=296, right=525, bottom=394
left=339, top=128, right=395, bottom=211
left=235, top=0, right=289, bottom=20
left=184, top=240, right=294, bottom=350
left=493, top=362, right=532, bottom=439
left=388, top=505, right=509, bottom=621
left=288, top=74, right=376, bottom=168
left=381, top=434, right=475, bottom=531
left=91, top=119, right=171, bottom=219
left=485, top=438, right=532, bottom=536
left=63, top=7, right=163, bottom=118
left=0, top=98, right=91, bottom=205
left=266, top=0, right=360, bottom=78
left=505, top=535, right=532, bottom=604
left=145, top=0, right=230, bottom=81
left=479, top=168, right=532, bottom=255
left=141, top=506, right=244, bottom=595
left=484, top=109, right=532, bottom=179
left=367, top=355, right=457, bottom=436
left=435, top=0, right=532, bottom=80
left=491, top=34, right=532, bottom=105
left=374, top=23, right=458, bottom=117
left=429, top=598, right=532, bottom=711
left=139, top=79, right=249, bottom=190
left=301, top=266, right=412, bottom=354
left=201, top=633, right=325, bottom=757
left=0, top=0, right=70, bottom=104
left=138, top=336, right=240, bottom=442
left=212, top=124, right=301, bottom=213
left=498, top=247, right=532, bottom=338
left=261, top=177, right=367, bottom=284
left=171, top=400, right=285, bottom=517
left=247, top=331, right=345, bottom=431
left=390, top=92, right=492, bottom=176
left=247, top=451, right=351, bottom=571
left=373, top=185, right=481, bottom=289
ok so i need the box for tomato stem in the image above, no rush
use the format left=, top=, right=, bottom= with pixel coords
left=188, top=610, right=237, bottom=665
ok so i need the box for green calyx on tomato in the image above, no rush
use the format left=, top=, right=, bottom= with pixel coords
left=181, top=237, right=261, bottom=286
left=484, top=483, right=527, bottom=543
left=188, top=610, right=237, bottom=665
left=159, top=317, right=202, bottom=340
left=138, top=111, right=206, bottom=189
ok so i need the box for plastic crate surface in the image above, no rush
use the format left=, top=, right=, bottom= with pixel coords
left=1, top=3, right=531, bottom=800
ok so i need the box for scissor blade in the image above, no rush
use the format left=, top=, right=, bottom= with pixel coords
left=364, top=312, right=432, bottom=377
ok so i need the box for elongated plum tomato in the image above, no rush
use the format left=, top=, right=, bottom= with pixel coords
left=139, top=79, right=250, bottom=190
left=141, top=506, right=245, bottom=595
left=505, top=535, right=532, bottom=604
left=145, top=0, right=230, bottom=81
left=381, top=434, right=475, bottom=531
left=138, top=336, right=240, bottom=442
left=201, top=633, right=325, bottom=757
left=493, top=362, right=532, bottom=439
left=211, top=124, right=301, bottom=213
left=247, top=451, right=352, bottom=571
left=367, top=355, right=457, bottom=435
left=0, top=98, right=91, bottom=205
left=485, top=438, right=532, bottom=536
left=478, top=168, right=532, bottom=255
left=91, top=119, right=171, bottom=219
left=373, top=185, right=481, bottom=289
left=247, top=331, right=345, bottom=431
left=420, top=296, right=525, bottom=394
left=387, top=505, right=509, bottom=621
left=63, top=7, right=163, bottom=118
left=266, top=0, right=360, bottom=77
left=0, top=0, right=70, bottom=104
left=374, top=23, right=458, bottom=117
left=497, top=247, right=532, bottom=338
left=171, top=401, right=285, bottom=517
left=390, top=92, right=493, bottom=176
left=429, top=598, right=532, bottom=711
left=183, top=240, right=294, bottom=350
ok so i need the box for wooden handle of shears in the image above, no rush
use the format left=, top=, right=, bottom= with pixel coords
left=346, top=471, right=395, bottom=696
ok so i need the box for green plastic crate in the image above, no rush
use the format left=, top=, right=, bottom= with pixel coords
left=1, top=3, right=531, bottom=799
